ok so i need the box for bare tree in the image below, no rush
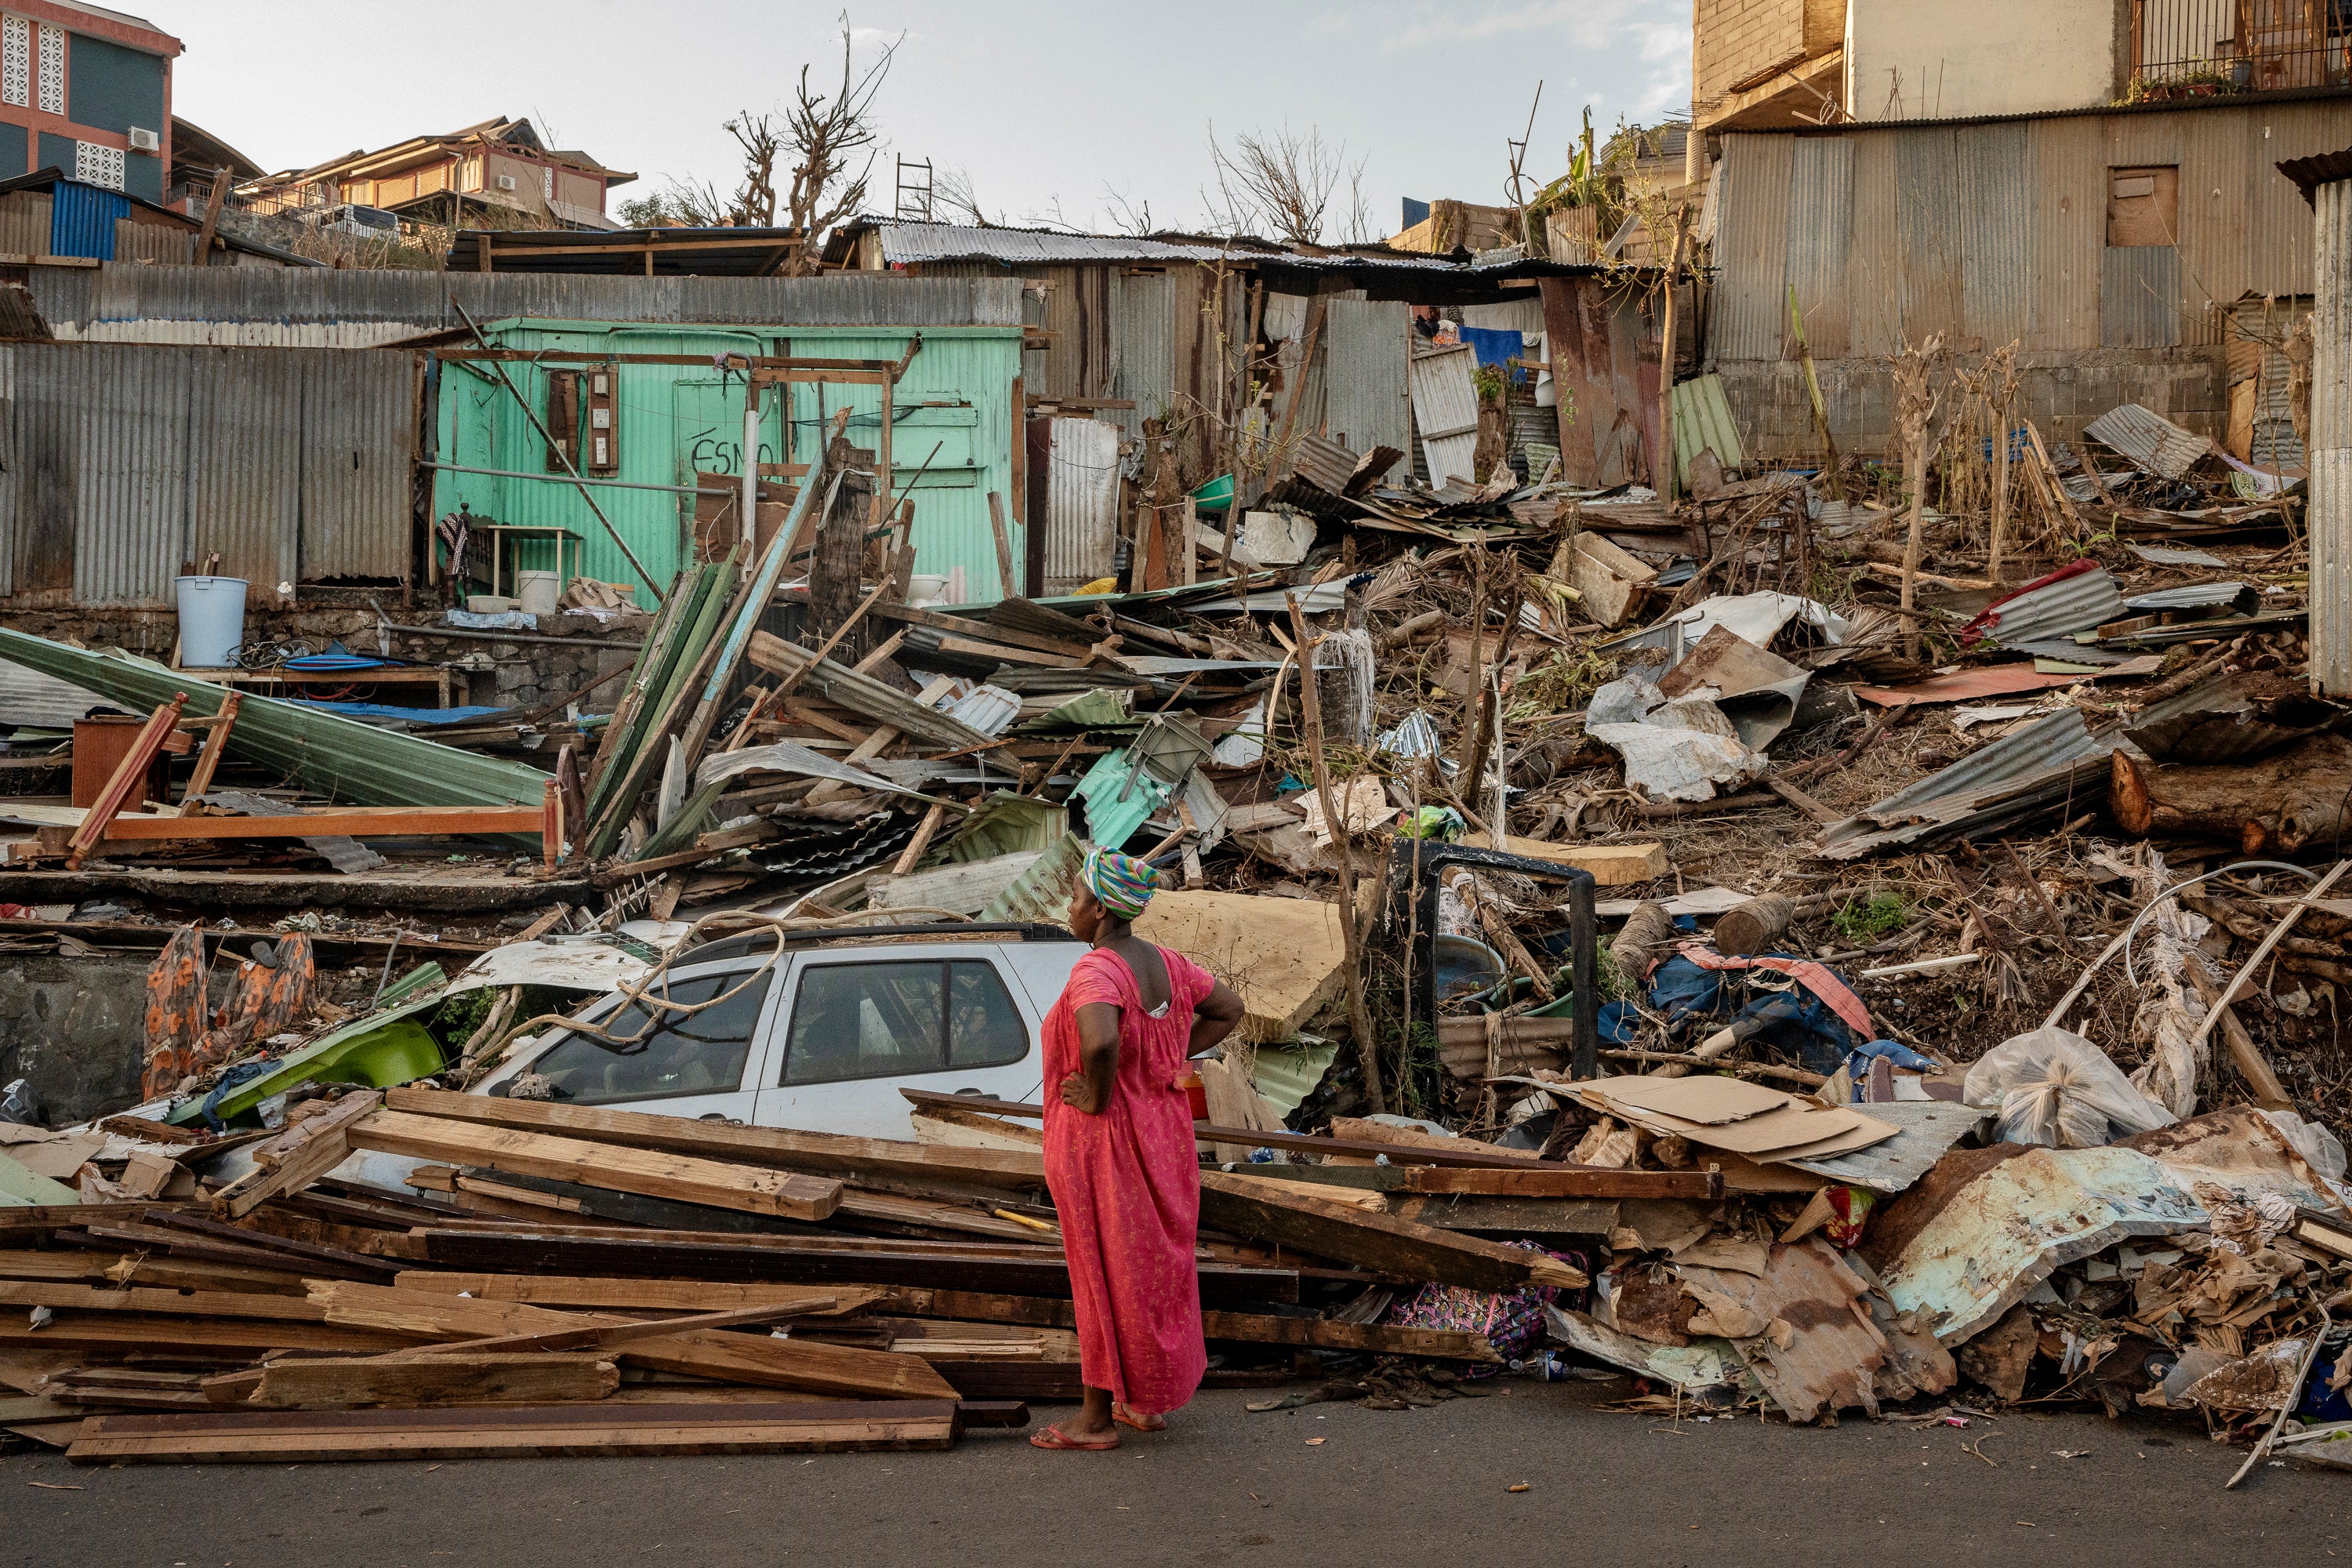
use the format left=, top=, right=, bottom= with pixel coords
left=1101, top=183, right=1157, bottom=238
left=778, top=19, right=900, bottom=273
left=1203, top=123, right=1365, bottom=245
left=724, top=112, right=780, bottom=226
left=932, top=165, right=996, bottom=227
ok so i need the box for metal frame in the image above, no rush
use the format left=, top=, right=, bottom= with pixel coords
left=1393, top=840, right=1599, bottom=1080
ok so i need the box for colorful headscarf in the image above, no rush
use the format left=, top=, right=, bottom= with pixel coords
left=1082, top=846, right=1160, bottom=921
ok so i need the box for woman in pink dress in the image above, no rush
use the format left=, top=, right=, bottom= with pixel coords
left=1030, top=848, right=1245, bottom=1451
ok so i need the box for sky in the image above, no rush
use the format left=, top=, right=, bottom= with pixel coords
left=144, top=1, right=1693, bottom=238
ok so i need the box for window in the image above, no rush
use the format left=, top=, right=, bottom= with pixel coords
left=782, top=960, right=1028, bottom=1086
left=2107, top=166, right=2180, bottom=248
left=74, top=140, right=122, bottom=191
left=2, top=18, right=28, bottom=109
left=521, top=966, right=773, bottom=1106
left=34, top=21, right=59, bottom=114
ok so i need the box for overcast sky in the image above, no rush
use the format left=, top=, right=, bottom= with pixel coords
left=148, top=1, right=1692, bottom=238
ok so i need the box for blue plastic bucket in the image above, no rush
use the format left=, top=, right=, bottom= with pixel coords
left=175, top=576, right=249, bottom=668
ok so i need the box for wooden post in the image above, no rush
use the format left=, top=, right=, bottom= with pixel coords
left=1657, top=205, right=1691, bottom=505
left=986, top=491, right=1017, bottom=601
left=67, top=695, right=187, bottom=869
left=542, top=779, right=562, bottom=870
left=180, top=691, right=241, bottom=801
left=194, top=166, right=229, bottom=268
left=1788, top=282, right=1842, bottom=502
left=1892, top=336, right=1940, bottom=662
left=1988, top=397, right=2012, bottom=583
left=1286, top=593, right=1385, bottom=1117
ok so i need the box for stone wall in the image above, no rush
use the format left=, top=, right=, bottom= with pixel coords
left=0, top=953, right=164, bottom=1123
left=1715, top=345, right=2230, bottom=463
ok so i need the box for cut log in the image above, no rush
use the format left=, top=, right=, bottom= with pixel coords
left=1713, top=894, right=1796, bottom=956
left=244, top=1354, right=619, bottom=1410
left=2110, top=735, right=2352, bottom=855
left=347, top=1109, right=844, bottom=1221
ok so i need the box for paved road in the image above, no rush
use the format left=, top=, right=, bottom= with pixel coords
left=6, top=1383, right=2342, bottom=1568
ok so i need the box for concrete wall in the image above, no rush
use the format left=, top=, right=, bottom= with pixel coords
left=1696, top=0, right=1809, bottom=105
left=1718, top=343, right=2227, bottom=460
left=1846, top=0, right=2126, bottom=121
left=0, top=952, right=157, bottom=1126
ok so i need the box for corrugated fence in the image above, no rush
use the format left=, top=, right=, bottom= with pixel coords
left=2313, top=172, right=2351, bottom=698
left=0, top=341, right=414, bottom=607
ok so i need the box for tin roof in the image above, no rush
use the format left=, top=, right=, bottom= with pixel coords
left=2277, top=145, right=2352, bottom=205
left=2085, top=404, right=2216, bottom=478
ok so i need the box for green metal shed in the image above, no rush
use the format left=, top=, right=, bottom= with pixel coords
left=429, top=318, right=1025, bottom=602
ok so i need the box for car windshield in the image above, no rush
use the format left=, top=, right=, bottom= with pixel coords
left=521, top=966, right=772, bottom=1105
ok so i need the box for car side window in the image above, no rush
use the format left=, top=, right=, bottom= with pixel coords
left=783, top=959, right=1029, bottom=1085
left=521, top=967, right=772, bottom=1106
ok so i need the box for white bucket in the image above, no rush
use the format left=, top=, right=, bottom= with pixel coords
left=516, top=570, right=561, bottom=616
left=174, top=575, right=249, bottom=668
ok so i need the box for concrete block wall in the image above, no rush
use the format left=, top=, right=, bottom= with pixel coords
left=1715, top=346, right=2230, bottom=463
left=1696, top=0, right=1807, bottom=103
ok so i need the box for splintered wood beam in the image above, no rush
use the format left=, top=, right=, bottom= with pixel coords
left=241, top=1353, right=621, bottom=1410
left=347, top=1109, right=845, bottom=1222
left=1197, top=1171, right=1589, bottom=1295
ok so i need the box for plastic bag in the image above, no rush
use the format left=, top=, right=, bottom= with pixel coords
left=1962, top=1027, right=2177, bottom=1148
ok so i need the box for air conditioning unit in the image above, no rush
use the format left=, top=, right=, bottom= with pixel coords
left=126, top=126, right=159, bottom=152
left=494, top=174, right=517, bottom=191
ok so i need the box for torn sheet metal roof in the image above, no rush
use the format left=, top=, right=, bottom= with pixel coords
left=2124, top=670, right=2339, bottom=764
left=1813, top=708, right=2120, bottom=860
left=447, top=933, right=658, bottom=998
left=0, top=628, right=550, bottom=822
left=1962, top=560, right=2124, bottom=648
left=0, top=664, right=129, bottom=729
left=697, top=740, right=946, bottom=806
left=939, top=683, right=1021, bottom=738
left=2085, top=404, right=2214, bottom=478
left=1545, top=1305, right=1744, bottom=1396
left=2123, top=581, right=2260, bottom=614
left=1781, top=1100, right=1984, bottom=1192
left=1879, top=1145, right=2209, bottom=1345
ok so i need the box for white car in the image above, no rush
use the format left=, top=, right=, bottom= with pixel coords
left=471, top=922, right=1087, bottom=1140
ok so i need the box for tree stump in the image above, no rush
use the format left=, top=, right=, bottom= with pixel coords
left=2110, top=734, right=2352, bottom=854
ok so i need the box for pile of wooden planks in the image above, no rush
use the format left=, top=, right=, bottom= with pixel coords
left=0, top=1085, right=1693, bottom=1466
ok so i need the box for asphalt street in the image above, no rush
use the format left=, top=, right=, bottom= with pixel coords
left=5, top=1382, right=2343, bottom=1568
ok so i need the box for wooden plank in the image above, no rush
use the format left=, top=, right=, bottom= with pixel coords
left=1392, top=1166, right=1721, bottom=1198
left=382, top=1087, right=1046, bottom=1191
left=76, top=1221, right=395, bottom=1283
left=1196, top=1171, right=1588, bottom=1295
left=1388, top=1196, right=1622, bottom=1233
left=0, top=1281, right=341, bottom=1323
left=390, top=1296, right=837, bottom=1357
left=100, top=808, right=543, bottom=840
left=66, top=1400, right=958, bottom=1464
left=307, top=1281, right=956, bottom=1402
left=390, top=1272, right=884, bottom=1316
left=348, top=1109, right=845, bottom=1222
left=0, top=1314, right=412, bottom=1356
left=0, top=1250, right=304, bottom=1295
left=212, top=1091, right=381, bottom=1219
left=132, top=1210, right=405, bottom=1279
left=867, top=601, right=1095, bottom=661
left=877, top=1286, right=1499, bottom=1363
left=244, top=1354, right=620, bottom=1410
left=1461, top=833, right=1668, bottom=884
left=406, top=1228, right=1298, bottom=1305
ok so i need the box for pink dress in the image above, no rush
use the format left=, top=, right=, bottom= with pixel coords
left=1040, top=943, right=1214, bottom=1414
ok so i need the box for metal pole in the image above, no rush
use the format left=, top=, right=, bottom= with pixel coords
left=451, top=301, right=661, bottom=600
left=742, top=379, right=761, bottom=555
left=419, top=461, right=736, bottom=498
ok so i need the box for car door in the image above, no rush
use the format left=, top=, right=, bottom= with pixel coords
left=485, top=958, right=782, bottom=1124
left=752, top=946, right=1043, bottom=1139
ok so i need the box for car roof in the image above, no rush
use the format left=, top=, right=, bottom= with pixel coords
left=677, top=922, right=1081, bottom=967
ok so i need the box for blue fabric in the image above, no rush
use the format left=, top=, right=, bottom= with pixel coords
left=287, top=701, right=510, bottom=725
left=1461, top=327, right=1527, bottom=380
left=1644, top=953, right=1864, bottom=1073
left=197, top=1060, right=277, bottom=1132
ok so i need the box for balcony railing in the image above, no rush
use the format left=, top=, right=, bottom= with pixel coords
left=2129, top=0, right=2351, bottom=100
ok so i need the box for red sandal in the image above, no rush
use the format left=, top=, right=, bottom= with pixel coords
left=1029, top=1422, right=1120, bottom=1451
left=1113, top=1404, right=1167, bottom=1433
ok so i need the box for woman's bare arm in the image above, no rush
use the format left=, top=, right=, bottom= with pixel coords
left=1060, top=1000, right=1123, bottom=1114
left=1187, top=978, right=1246, bottom=1057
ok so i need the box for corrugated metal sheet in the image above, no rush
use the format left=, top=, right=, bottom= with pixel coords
left=2030, top=118, right=2102, bottom=351
left=0, top=662, right=128, bottom=728
left=49, top=183, right=128, bottom=261
left=1786, top=134, right=1853, bottom=358
left=1898, top=129, right=1962, bottom=341
left=0, top=341, right=412, bottom=608
left=1860, top=707, right=2111, bottom=818
left=2085, top=401, right=2213, bottom=475
left=1846, top=132, right=1902, bottom=359
left=2102, top=244, right=2182, bottom=348
left=1040, top=417, right=1120, bottom=593
left=1459, top=298, right=1545, bottom=334
left=2314, top=173, right=2351, bottom=695
left=1408, top=344, right=1479, bottom=485
left=111, top=219, right=191, bottom=267
left=1981, top=565, right=2126, bottom=644
left=877, top=221, right=1254, bottom=267
left=27, top=268, right=1025, bottom=346
left=1714, top=132, right=1793, bottom=361
left=1671, top=372, right=1744, bottom=481
left=1109, top=265, right=1174, bottom=443
left=1323, top=298, right=1410, bottom=456
left=1958, top=121, right=2034, bottom=347
left=0, top=191, right=49, bottom=256
left=300, top=351, right=415, bottom=581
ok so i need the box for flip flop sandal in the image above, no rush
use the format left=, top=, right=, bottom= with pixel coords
left=1030, top=1422, right=1120, bottom=1451
left=1113, top=1406, right=1167, bottom=1433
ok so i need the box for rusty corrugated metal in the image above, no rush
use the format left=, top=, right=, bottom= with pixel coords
left=2086, top=401, right=2214, bottom=475
left=1979, top=565, right=2126, bottom=644
left=1898, top=128, right=1962, bottom=341
left=1408, top=343, right=1479, bottom=485
left=2313, top=171, right=2351, bottom=695
left=1846, top=132, right=1903, bottom=359
left=2029, top=118, right=2102, bottom=351
left=0, top=341, right=413, bottom=608
left=1713, top=132, right=1792, bottom=361
left=2103, top=244, right=2184, bottom=349
left=299, top=350, right=414, bottom=582
left=1785, top=134, right=1852, bottom=358
left=1815, top=707, right=2119, bottom=859
left=1958, top=121, right=2033, bottom=347
left=1040, top=417, right=1120, bottom=593
left=0, top=191, right=48, bottom=256
left=1323, top=297, right=1410, bottom=457
left=182, top=344, right=301, bottom=608
left=1109, top=265, right=1174, bottom=445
